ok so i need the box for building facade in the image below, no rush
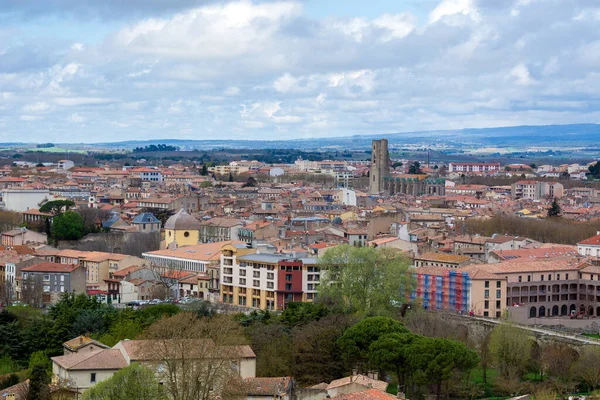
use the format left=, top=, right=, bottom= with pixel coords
left=369, top=139, right=390, bottom=195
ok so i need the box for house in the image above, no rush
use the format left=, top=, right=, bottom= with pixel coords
left=243, top=377, right=295, bottom=400
left=19, top=262, right=86, bottom=305
left=326, top=374, right=388, bottom=398
left=63, top=336, right=110, bottom=355
left=131, top=212, right=161, bottom=233
left=52, top=348, right=129, bottom=392
left=577, top=232, right=600, bottom=258
left=1, top=228, right=47, bottom=246
left=198, top=217, right=243, bottom=243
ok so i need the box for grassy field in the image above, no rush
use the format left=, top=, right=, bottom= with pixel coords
left=583, top=333, right=600, bottom=339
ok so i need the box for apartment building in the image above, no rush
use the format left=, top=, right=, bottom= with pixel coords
left=19, top=262, right=86, bottom=304
left=411, top=265, right=507, bottom=318
left=511, top=180, right=564, bottom=200
left=198, top=217, right=243, bottom=243
left=479, top=258, right=600, bottom=318
left=448, top=163, right=501, bottom=173
left=220, top=243, right=319, bottom=310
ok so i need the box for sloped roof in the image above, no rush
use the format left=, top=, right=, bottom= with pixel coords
left=132, top=213, right=160, bottom=224
left=51, top=349, right=127, bottom=371
left=243, top=377, right=293, bottom=396
left=63, top=335, right=110, bottom=352
left=327, top=375, right=388, bottom=393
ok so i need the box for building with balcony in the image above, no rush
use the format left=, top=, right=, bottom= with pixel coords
left=220, top=243, right=319, bottom=310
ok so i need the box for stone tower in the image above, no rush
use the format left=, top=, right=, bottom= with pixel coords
left=370, top=139, right=390, bottom=194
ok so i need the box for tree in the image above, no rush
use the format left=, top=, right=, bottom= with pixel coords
left=540, top=342, right=577, bottom=381
left=291, top=315, right=355, bottom=386
left=82, top=363, right=167, bottom=400
left=588, top=162, right=600, bottom=179
left=27, top=363, right=50, bottom=400
left=228, top=173, right=234, bottom=182
left=369, top=332, right=417, bottom=392
left=548, top=198, right=561, bottom=217
left=200, top=164, right=208, bottom=176
left=572, top=346, right=600, bottom=391
left=530, top=163, right=537, bottom=169
left=20, top=275, right=44, bottom=308
left=392, top=161, right=403, bottom=169
left=337, top=316, right=410, bottom=370
left=318, top=245, right=413, bottom=315
left=242, top=176, right=257, bottom=188
left=280, top=302, right=329, bottom=326
left=408, top=161, right=422, bottom=174
left=51, top=211, right=85, bottom=241
left=39, top=200, right=75, bottom=216
left=489, top=324, right=532, bottom=380
left=0, top=210, right=21, bottom=233
left=140, top=313, right=247, bottom=400
left=406, top=336, right=479, bottom=400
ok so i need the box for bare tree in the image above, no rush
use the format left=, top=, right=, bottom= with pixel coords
left=78, top=205, right=111, bottom=231
left=572, top=346, right=600, bottom=391
left=20, top=275, right=44, bottom=307
left=122, top=233, right=160, bottom=257
left=0, top=210, right=21, bottom=233
left=540, top=342, right=578, bottom=381
left=145, top=261, right=190, bottom=300
left=140, top=312, right=248, bottom=400
left=0, top=280, right=14, bottom=305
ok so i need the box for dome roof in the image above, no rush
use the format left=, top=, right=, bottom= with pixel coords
left=164, top=208, right=201, bottom=230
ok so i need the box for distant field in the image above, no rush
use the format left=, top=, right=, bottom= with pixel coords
left=25, top=147, right=87, bottom=154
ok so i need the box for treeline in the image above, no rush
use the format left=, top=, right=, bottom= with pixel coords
left=133, top=144, right=179, bottom=153
left=460, top=215, right=600, bottom=245
left=36, top=143, right=54, bottom=148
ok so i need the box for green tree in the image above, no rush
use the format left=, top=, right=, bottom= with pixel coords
left=81, top=363, right=167, bottom=400
left=588, top=162, right=600, bottom=179
left=548, top=198, right=561, bottom=217
left=228, top=172, right=234, bottom=182
left=489, top=324, right=532, bottom=380
left=369, top=332, right=417, bottom=391
left=51, top=211, right=85, bottom=241
left=0, top=373, right=19, bottom=390
left=392, top=161, right=403, bottom=169
left=337, top=316, right=409, bottom=370
left=408, top=161, right=422, bottom=174
left=200, top=164, right=208, bottom=176
left=27, top=363, right=50, bottom=400
left=28, top=351, right=51, bottom=373
left=39, top=200, right=75, bottom=216
left=280, top=302, right=330, bottom=326
left=318, top=245, right=412, bottom=315
left=406, top=336, right=479, bottom=400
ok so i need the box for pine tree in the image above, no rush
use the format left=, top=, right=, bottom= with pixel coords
left=27, top=364, right=49, bottom=400
left=228, top=173, right=234, bottom=182
left=200, top=164, right=208, bottom=176
left=548, top=198, right=561, bottom=217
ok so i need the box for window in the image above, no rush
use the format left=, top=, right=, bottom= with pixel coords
left=253, top=280, right=259, bottom=287
left=483, top=311, right=489, bottom=317
left=267, top=282, right=274, bottom=289
left=285, top=274, right=292, bottom=281
left=43, top=274, right=50, bottom=281
left=484, top=290, right=489, bottom=298
left=527, top=275, right=531, bottom=282
left=557, top=274, right=560, bottom=280
left=496, top=300, right=501, bottom=309
left=286, top=283, right=292, bottom=291
left=496, top=311, right=501, bottom=318
left=43, top=285, right=50, bottom=292
left=239, top=278, right=246, bottom=285
left=239, top=270, right=246, bottom=277
left=496, top=281, right=501, bottom=288
left=253, top=271, right=260, bottom=278
left=496, top=289, right=501, bottom=299
left=485, top=281, right=489, bottom=288
left=541, top=275, right=544, bottom=281
left=518, top=276, right=522, bottom=282
left=566, top=273, right=569, bottom=280
left=484, top=300, right=489, bottom=309
left=90, top=373, right=96, bottom=383
left=267, top=273, right=274, bottom=280
left=184, top=231, right=190, bottom=237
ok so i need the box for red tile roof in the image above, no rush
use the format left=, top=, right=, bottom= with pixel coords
left=22, top=262, right=80, bottom=273
left=578, top=234, right=600, bottom=246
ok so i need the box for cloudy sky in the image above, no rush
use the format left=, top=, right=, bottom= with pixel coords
left=1, top=0, right=600, bottom=143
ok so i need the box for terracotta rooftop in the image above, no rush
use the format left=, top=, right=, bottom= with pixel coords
left=332, top=389, right=399, bottom=400
left=327, top=375, right=388, bottom=393
left=578, top=233, right=600, bottom=246
left=22, top=262, right=80, bottom=273
left=51, top=349, right=127, bottom=371
left=243, top=377, right=293, bottom=396
left=416, top=252, right=471, bottom=264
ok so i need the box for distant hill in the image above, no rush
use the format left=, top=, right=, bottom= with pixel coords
left=5, top=123, right=600, bottom=151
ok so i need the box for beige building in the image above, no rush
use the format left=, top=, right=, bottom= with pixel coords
left=414, top=252, right=471, bottom=268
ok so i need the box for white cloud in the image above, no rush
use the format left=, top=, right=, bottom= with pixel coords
left=510, top=63, right=535, bottom=86
left=68, top=113, right=85, bottom=123
left=22, top=102, right=50, bottom=113
left=429, top=0, right=480, bottom=24
left=3, top=0, right=600, bottom=141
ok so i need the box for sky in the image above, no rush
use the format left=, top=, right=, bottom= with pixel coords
left=1, top=0, right=600, bottom=143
